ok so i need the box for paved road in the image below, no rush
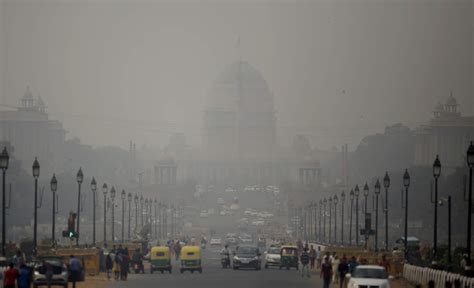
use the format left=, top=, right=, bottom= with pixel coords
left=107, top=248, right=325, bottom=288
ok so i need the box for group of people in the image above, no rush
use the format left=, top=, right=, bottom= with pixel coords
left=104, top=244, right=131, bottom=281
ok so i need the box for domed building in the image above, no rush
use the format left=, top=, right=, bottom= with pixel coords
left=203, top=61, right=276, bottom=160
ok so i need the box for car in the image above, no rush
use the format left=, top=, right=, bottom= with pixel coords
left=264, top=247, right=281, bottom=269
left=217, top=197, right=225, bottom=205
left=251, top=219, right=265, bottom=226
left=232, top=246, right=262, bottom=270
left=346, top=265, right=392, bottom=288
left=225, top=237, right=239, bottom=245
left=33, top=258, right=69, bottom=288
left=200, top=210, right=208, bottom=218
left=239, top=235, right=253, bottom=244
left=210, top=238, right=222, bottom=246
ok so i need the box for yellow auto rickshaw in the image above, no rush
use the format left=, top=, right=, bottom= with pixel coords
left=280, top=245, right=299, bottom=270
left=150, top=246, right=172, bottom=274
left=180, top=246, right=202, bottom=274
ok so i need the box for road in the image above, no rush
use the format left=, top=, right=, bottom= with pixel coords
left=107, top=248, right=325, bottom=288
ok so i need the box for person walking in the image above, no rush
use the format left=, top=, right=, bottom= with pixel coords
left=113, top=254, right=121, bottom=280
left=105, top=254, right=113, bottom=280
left=17, top=263, right=31, bottom=288
left=320, top=257, right=333, bottom=288
left=316, top=246, right=322, bottom=269
left=332, top=255, right=340, bottom=285
left=69, top=255, right=82, bottom=288
left=120, top=254, right=129, bottom=281
left=300, top=248, right=311, bottom=278
left=3, top=263, right=19, bottom=288
left=309, top=245, right=316, bottom=270
left=348, top=256, right=359, bottom=274
left=338, top=255, right=349, bottom=288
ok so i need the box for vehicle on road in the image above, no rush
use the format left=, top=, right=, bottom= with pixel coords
left=220, top=251, right=231, bottom=269
left=210, top=238, right=222, bottom=246
left=251, top=219, right=265, bottom=226
left=150, top=246, right=172, bottom=274
left=346, top=265, right=391, bottom=288
left=180, top=246, right=202, bottom=274
left=232, top=246, right=262, bottom=270
left=200, top=210, right=208, bottom=218
left=264, top=247, right=281, bottom=269
left=33, top=257, right=68, bottom=288
left=280, top=245, right=299, bottom=270
left=225, top=237, right=239, bottom=246
left=217, top=197, right=225, bottom=205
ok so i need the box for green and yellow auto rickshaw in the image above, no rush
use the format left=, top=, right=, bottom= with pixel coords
left=280, top=245, right=299, bottom=270
left=150, top=246, right=172, bottom=274
left=180, top=246, right=202, bottom=274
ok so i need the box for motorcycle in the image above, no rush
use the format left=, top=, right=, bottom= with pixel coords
left=221, top=253, right=231, bottom=269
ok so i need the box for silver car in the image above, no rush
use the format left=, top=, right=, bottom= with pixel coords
left=33, top=258, right=68, bottom=288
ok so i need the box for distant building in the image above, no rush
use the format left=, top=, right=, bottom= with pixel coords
left=414, top=94, right=474, bottom=167
left=0, top=87, right=66, bottom=174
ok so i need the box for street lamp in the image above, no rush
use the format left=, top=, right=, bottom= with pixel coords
left=32, top=158, right=40, bottom=254
left=403, top=169, right=410, bottom=260
left=154, top=199, right=158, bottom=240
left=128, top=193, right=132, bottom=241
left=439, top=196, right=452, bottom=264
left=0, top=147, right=9, bottom=256
left=140, top=195, right=144, bottom=228
left=355, top=185, right=360, bottom=247
left=145, top=198, right=149, bottom=226
left=349, top=190, right=354, bottom=246
left=50, top=174, right=57, bottom=246
left=75, top=167, right=83, bottom=246
left=121, top=189, right=126, bottom=243
left=383, top=172, right=390, bottom=251
left=323, top=198, right=327, bottom=243
left=432, top=155, right=441, bottom=263
left=102, top=183, right=108, bottom=243
left=110, top=186, right=116, bottom=243
left=333, top=195, right=338, bottom=245
left=363, top=183, right=369, bottom=250
left=374, top=179, right=381, bottom=252
left=318, top=200, right=322, bottom=243
left=134, top=194, right=138, bottom=233
left=329, top=197, right=333, bottom=244
left=341, top=191, right=345, bottom=245
left=91, top=178, right=97, bottom=246
left=466, top=141, right=474, bottom=269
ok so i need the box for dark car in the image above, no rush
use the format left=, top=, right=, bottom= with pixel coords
left=232, top=246, right=261, bottom=270
left=33, top=258, right=68, bottom=288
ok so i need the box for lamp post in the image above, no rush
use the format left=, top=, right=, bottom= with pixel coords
left=134, top=195, right=138, bottom=233
left=102, top=183, right=108, bottom=243
left=383, top=172, right=390, bottom=251
left=158, top=202, right=162, bottom=239
left=313, top=202, right=317, bottom=242
left=374, top=179, right=381, bottom=252
left=334, top=195, right=338, bottom=244
left=145, top=198, right=149, bottom=226
left=110, top=186, right=116, bottom=243
left=329, top=197, right=332, bottom=244
left=363, top=183, right=369, bottom=250
left=75, top=167, right=83, bottom=246
left=349, top=190, right=354, bottom=246
left=154, top=199, right=158, bottom=239
left=32, top=158, right=40, bottom=254
left=50, top=174, right=57, bottom=246
left=341, top=191, right=345, bottom=245
left=121, top=190, right=126, bottom=243
left=140, top=195, right=144, bottom=228
left=466, top=141, right=474, bottom=269
left=432, top=155, right=441, bottom=263
left=323, top=198, right=327, bottom=243
left=0, top=147, right=9, bottom=256
left=439, top=196, right=452, bottom=264
left=318, top=200, right=322, bottom=243
left=403, top=169, right=411, bottom=260
left=355, top=185, right=360, bottom=247
left=128, top=193, right=132, bottom=241
left=91, top=178, right=97, bottom=246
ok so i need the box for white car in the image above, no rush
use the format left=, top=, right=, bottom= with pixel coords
left=346, top=265, right=391, bottom=288
left=210, top=238, right=222, bottom=246
left=251, top=219, right=265, bottom=226
left=264, top=247, right=281, bottom=268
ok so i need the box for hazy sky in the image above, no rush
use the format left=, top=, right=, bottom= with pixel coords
left=0, top=0, right=472, bottom=150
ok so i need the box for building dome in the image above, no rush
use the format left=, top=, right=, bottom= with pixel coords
left=207, top=61, right=273, bottom=112
left=446, top=93, right=457, bottom=106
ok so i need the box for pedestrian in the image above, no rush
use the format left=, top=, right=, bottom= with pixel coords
left=12, top=250, right=25, bottom=269
left=69, top=255, right=82, bottom=288
left=309, top=245, right=316, bottom=269
left=338, top=255, right=349, bottom=288
left=320, top=257, right=332, bottom=288
left=120, top=254, right=129, bottom=281
left=44, top=260, right=54, bottom=288
left=17, top=263, right=31, bottom=288
left=348, top=256, right=359, bottom=274
left=316, top=246, right=322, bottom=269
left=174, top=240, right=182, bottom=261
left=378, top=254, right=391, bottom=273
left=332, top=255, right=340, bottom=285
left=113, top=254, right=122, bottom=280
left=105, top=254, right=113, bottom=280
left=300, top=248, right=310, bottom=278
left=3, top=263, right=19, bottom=288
